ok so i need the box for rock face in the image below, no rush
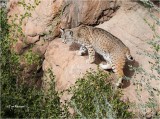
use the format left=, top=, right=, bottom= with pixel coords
left=42, top=1, right=160, bottom=116
left=42, top=39, right=115, bottom=104
left=61, top=0, right=121, bottom=28
left=7, top=0, right=120, bottom=54
left=7, top=0, right=120, bottom=79
left=8, top=0, right=63, bottom=54
left=7, top=0, right=160, bottom=116
left=97, top=1, right=160, bottom=115
left=42, top=39, right=98, bottom=102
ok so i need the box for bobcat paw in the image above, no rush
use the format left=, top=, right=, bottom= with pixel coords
left=116, top=82, right=121, bottom=87
left=115, top=82, right=123, bottom=87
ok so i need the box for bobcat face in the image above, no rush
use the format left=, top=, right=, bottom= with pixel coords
left=60, top=28, right=74, bottom=44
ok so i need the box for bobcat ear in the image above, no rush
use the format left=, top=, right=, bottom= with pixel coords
left=60, top=28, right=64, bottom=33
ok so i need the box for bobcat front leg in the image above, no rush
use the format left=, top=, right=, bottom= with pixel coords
left=86, top=45, right=95, bottom=64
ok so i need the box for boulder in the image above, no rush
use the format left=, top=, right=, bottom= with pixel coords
left=61, top=0, right=121, bottom=28
left=7, top=0, right=120, bottom=80
left=97, top=1, right=160, bottom=116
left=7, top=0, right=120, bottom=54
left=7, top=0, right=63, bottom=79
left=97, top=1, right=160, bottom=104
left=43, top=1, right=160, bottom=116
left=42, top=38, right=101, bottom=106
left=43, top=38, right=98, bottom=90
left=7, top=0, right=160, bottom=116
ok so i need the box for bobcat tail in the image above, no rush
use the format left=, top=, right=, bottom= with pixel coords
left=126, top=52, right=134, bottom=61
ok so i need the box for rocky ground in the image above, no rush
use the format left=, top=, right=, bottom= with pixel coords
left=7, top=0, right=160, bottom=117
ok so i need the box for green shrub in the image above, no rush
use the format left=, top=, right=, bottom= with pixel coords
left=0, top=6, right=62, bottom=118
left=67, top=70, right=133, bottom=118
left=23, top=48, right=41, bottom=65
left=1, top=69, right=62, bottom=118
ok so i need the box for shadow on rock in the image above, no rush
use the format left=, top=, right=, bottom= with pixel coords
left=122, top=59, right=139, bottom=88
left=69, top=43, right=81, bottom=51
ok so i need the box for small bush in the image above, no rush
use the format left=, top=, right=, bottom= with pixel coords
left=1, top=68, right=62, bottom=118
left=67, top=70, right=133, bottom=118
left=1, top=6, right=62, bottom=118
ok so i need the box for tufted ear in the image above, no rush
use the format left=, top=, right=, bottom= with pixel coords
left=60, top=28, right=64, bottom=33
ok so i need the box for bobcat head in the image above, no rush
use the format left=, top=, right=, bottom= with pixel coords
left=60, top=28, right=74, bottom=45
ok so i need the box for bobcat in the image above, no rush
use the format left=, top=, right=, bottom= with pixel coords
left=60, top=25, right=134, bottom=87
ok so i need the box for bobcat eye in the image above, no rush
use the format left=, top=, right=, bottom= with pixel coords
left=130, top=57, right=134, bottom=60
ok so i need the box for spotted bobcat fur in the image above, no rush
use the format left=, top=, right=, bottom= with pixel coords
left=60, top=25, right=134, bottom=87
